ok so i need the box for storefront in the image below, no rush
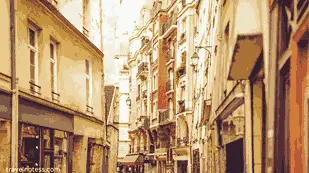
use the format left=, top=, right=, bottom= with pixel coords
left=18, top=97, right=74, bottom=172
left=0, top=91, right=12, bottom=173
left=119, top=153, right=144, bottom=173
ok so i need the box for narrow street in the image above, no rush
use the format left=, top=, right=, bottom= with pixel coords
left=0, top=0, right=308, bottom=173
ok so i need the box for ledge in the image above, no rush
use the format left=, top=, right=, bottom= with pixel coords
left=213, top=82, right=244, bottom=123
left=18, top=89, right=104, bottom=125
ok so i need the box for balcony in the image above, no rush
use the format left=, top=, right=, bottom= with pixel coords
left=86, top=105, right=94, bottom=115
left=166, top=80, right=172, bottom=92
left=136, top=62, right=148, bottom=79
left=228, top=0, right=263, bottom=80
left=177, top=100, right=185, bottom=114
left=150, top=1, right=162, bottom=19
left=176, top=65, right=186, bottom=83
left=159, top=109, right=169, bottom=125
left=141, top=37, right=150, bottom=49
left=29, top=81, right=41, bottom=95
left=177, top=137, right=189, bottom=147
left=137, top=116, right=150, bottom=130
left=162, top=12, right=177, bottom=36
left=51, top=91, right=60, bottom=103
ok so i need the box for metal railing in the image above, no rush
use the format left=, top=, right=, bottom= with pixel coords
left=137, top=62, right=148, bottom=75
left=51, top=91, right=60, bottom=103
left=86, top=105, right=94, bottom=115
left=162, top=12, right=177, bottom=34
left=29, top=81, right=41, bottom=95
left=177, top=136, right=189, bottom=147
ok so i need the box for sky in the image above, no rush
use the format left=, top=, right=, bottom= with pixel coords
left=102, top=0, right=150, bottom=85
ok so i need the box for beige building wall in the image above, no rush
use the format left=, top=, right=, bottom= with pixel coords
left=0, top=0, right=11, bottom=91
left=16, top=0, right=104, bottom=120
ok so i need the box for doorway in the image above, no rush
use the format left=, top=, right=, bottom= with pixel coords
left=226, top=139, right=244, bottom=173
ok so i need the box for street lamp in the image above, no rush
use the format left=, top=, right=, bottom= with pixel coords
left=191, top=52, right=199, bottom=67
left=126, top=97, right=131, bottom=107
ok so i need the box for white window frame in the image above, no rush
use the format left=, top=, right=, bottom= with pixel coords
left=50, top=40, right=58, bottom=93
left=85, top=59, right=93, bottom=106
left=28, top=25, right=39, bottom=85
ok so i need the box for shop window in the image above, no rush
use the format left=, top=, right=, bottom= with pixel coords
left=54, top=130, right=68, bottom=173
left=21, top=124, right=40, bottom=168
left=20, top=124, right=69, bottom=172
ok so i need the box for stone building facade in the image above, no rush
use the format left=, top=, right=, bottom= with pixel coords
left=122, top=0, right=309, bottom=173
left=0, top=0, right=108, bottom=172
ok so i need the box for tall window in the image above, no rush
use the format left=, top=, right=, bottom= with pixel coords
left=153, top=74, right=157, bottom=91
left=28, top=26, right=38, bottom=84
left=85, top=60, right=92, bottom=106
left=50, top=41, right=57, bottom=93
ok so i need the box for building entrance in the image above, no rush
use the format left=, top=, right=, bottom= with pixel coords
left=226, top=139, right=243, bottom=173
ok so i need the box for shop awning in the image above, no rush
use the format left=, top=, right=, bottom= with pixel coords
left=119, top=154, right=144, bottom=166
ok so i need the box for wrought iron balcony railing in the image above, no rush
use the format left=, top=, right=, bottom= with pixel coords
left=150, top=1, right=162, bottom=19
left=177, top=137, right=189, bottom=147
left=29, top=81, right=41, bottom=95
left=162, top=12, right=177, bottom=34
left=51, top=91, right=60, bottom=103
left=137, top=62, right=148, bottom=79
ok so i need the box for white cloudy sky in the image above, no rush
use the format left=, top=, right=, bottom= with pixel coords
left=102, top=0, right=151, bottom=85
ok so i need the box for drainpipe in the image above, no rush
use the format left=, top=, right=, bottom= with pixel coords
left=10, top=0, right=19, bottom=170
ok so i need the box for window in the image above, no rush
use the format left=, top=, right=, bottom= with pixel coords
left=153, top=74, right=157, bottom=91
left=85, top=60, right=92, bottom=106
left=21, top=124, right=68, bottom=173
left=28, top=27, right=38, bottom=84
left=50, top=41, right=57, bottom=93
left=153, top=102, right=157, bottom=118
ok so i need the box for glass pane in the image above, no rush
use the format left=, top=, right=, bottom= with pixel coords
left=44, top=154, right=51, bottom=168
left=29, top=28, right=35, bottom=46
left=50, top=44, right=54, bottom=59
left=54, top=130, right=68, bottom=173
left=21, top=125, right=40, bottom=168
left=86, top=78, right=89, bottom=102
left=30, top=65, right=35, bottom=81
left=51, top=62, right=55, bottom=90
left=43, top=129, right=52, bottom=149
left=30, top=50, right=35, bottom=65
